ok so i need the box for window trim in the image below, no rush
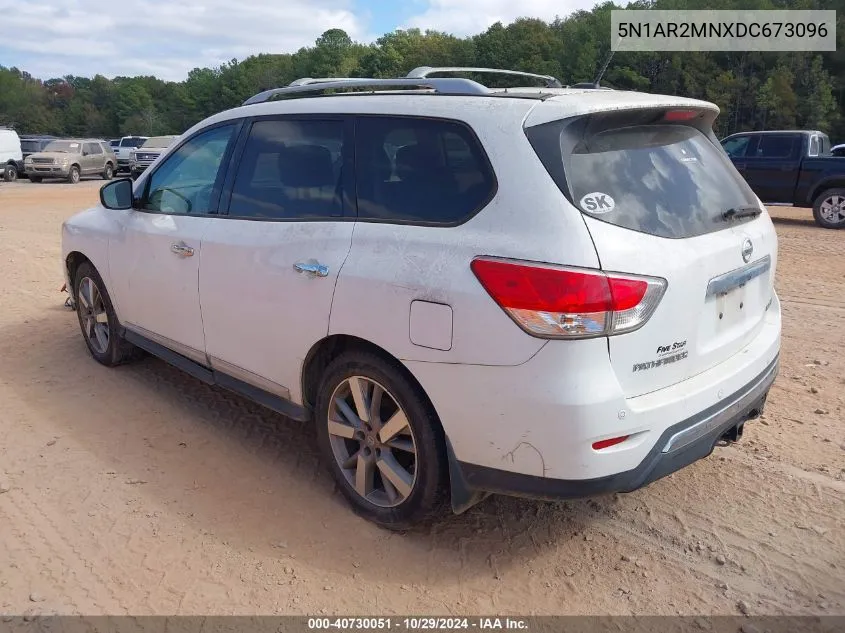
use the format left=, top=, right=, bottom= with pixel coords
left=218, top=113, right=356, bottom=222
left=351, top=113, right=498, bottom=228
left=136, top=119, right=243, bottom=217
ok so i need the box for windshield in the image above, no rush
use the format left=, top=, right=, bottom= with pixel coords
left=121, top=137, right=146, bottom=148
left=141, top=136, right=178, bottom=148
left=528, top=121, right=760, bottom=239
left=44, top=140, right=82, bottom=153
left=21, top=140, right=41, bottom=152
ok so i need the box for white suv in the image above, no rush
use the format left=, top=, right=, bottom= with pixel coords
left=62, top=68, right=781, bottom=528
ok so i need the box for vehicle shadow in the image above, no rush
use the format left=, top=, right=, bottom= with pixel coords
left=770, top=216, right=818, bottom=229
left=0, top=311, right=605, bottom=588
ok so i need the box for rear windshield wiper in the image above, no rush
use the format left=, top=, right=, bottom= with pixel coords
left=721, top=206, right=762, bottom=221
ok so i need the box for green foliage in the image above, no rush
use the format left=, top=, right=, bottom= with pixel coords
left=1, top=6, right=843, bottom=141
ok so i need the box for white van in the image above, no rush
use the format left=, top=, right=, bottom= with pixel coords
left=0, top=128, right=23, bottom=182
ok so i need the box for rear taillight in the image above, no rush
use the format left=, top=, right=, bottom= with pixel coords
left=470, top=257, right=666, bottom=339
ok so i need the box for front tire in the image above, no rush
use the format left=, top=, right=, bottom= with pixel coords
left=315, top=352, right=448, bottom=529
left=812, top=188, right=845, bottom=229
left=4, top=163, right=17, bottom=182
left=102, top=163, right=114, bottom=180
left=73, top=262, right=140, bottom=366
left=67, top=165, right=80, bottom=184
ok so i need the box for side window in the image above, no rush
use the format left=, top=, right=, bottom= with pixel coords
left=809, top=135, right=820, bottom=157
left=355, top=117, right=496, bottom=224
left=84, top=142, right=101, bottom=155
left=755, top=135, right=796, bottom=158
left=721, top=136, right=751, bottom=158
left=143, top=124, right=235, bottom=215
left=228, top=119, right=345, bottom=219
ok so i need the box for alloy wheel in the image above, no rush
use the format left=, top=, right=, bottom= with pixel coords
left=327, top=376, right=418, bottom=508
left=819, top=194, right=845, bottom=225
left=77, top=277, right=110, bottom=354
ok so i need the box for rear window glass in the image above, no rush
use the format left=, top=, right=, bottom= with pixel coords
left=21, top=140, right=40, bottom=152
left=527, top=121, right=759, bottom=239
left=355, top=117, right=496, bottom=225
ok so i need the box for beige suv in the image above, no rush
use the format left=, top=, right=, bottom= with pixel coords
left=25, top=139, right=117, bottom=184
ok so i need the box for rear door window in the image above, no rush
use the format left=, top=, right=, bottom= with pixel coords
left=227, top=118, right=346, bottom=220
left=754, top=135, right=796, bottom=158
left=527, top=121, right=760, bottom=239
left=354, top=116, right=496, bottom=225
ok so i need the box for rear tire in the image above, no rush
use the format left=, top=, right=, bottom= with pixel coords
left=4, top=163, right=17, bottom=182
left=73, top=262, right=141, bottom=366
left=102, top=163, right=114, bottom=180
left=315, top=351, right=448, bottom=530
left=812, top=188, right=845, bottom=229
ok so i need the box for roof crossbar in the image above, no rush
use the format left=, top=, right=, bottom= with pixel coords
left=243, top=77, right=490, bottom=105
left=406, top=66, right=563, bottom=89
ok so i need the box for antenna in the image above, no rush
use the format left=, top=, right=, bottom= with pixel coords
left=593, top=48, right=616, bottom=87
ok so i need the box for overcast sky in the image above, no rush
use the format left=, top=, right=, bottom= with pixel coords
left=1, top=0, right=598, bottom=81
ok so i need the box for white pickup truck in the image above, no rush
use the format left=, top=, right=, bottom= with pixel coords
left=113, top=136, right=147, bottom=173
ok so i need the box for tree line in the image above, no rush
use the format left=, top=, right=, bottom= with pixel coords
left=1, top=0, right=843, bottom=142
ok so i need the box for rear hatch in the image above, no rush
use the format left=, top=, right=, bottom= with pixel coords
left=526, top=105, right=777, bottom=398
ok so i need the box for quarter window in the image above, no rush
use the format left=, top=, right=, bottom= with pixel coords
left=85, top=142, right=102, bottom=155
left=143, top=124, right=235, bottom=215
left=355, top=117, right=495, bottom=224
left=228, top=119, right=345, bottom=219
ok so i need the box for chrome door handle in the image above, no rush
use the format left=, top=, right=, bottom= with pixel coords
left=293, top=261, right=329, bottom=277
left=170, top=242, right=194, bottom=257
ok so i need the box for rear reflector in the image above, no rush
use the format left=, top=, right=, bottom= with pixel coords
left=470, top=257, right=666, bottom=339
left=592, top=435, right=629, bottom=451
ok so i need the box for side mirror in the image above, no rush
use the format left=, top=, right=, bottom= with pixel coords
left=100, top=178, right=134, bottom=210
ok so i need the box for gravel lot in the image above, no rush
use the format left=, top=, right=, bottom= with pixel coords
left=0, top=179, right=843, bottom=616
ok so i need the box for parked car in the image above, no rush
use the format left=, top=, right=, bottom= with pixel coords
left=19, top=135, right=58, bottom=179
left=113, top=136, right=148, bottom=173
left=62, top=68, right=780, bottom=528
left=129, top=135, right=180, bottom=179
left=831, top=143, right=845, bottom=157
left=25, top=138, right=117, bottom=183
left=0, top=128, right=23, bottom=182
left=721, top=130, right=845, bottom=228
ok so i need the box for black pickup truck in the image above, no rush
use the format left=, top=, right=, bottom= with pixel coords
left=720, top=130, right=845, bottom=228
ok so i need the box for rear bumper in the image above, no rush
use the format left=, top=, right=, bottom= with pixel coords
left=456, top=355, right=777, bottom=500
left=406, top=292, right=781, bottom=503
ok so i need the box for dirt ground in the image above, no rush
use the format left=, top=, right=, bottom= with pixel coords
left=0, top=179, right=842, bottom=617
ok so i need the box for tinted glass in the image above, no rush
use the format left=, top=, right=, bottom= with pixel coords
left=21, top=140, right=40, bottom=153
left=229, top=119, right=344, bottom=219
left=355, top=117, right=495, bottom=224
left=529, top=122, right=759, bottom=239
left=110, top=140, right=120, bottom=147
left=754, top=135, right=795, bottom=158
left=85, top=142, right=103, bottom=155
left=144, top=125, right=235, bottom=215
left=121, top=137, right=146, bottom=148
left=721, top=136, right=751, bottom=158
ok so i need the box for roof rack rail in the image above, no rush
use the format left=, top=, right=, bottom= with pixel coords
left=287, top=77, right=359, bottom=87
left=406, top=66, right=563, bottom=89
left=243, top=77, right=490, bottom=105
